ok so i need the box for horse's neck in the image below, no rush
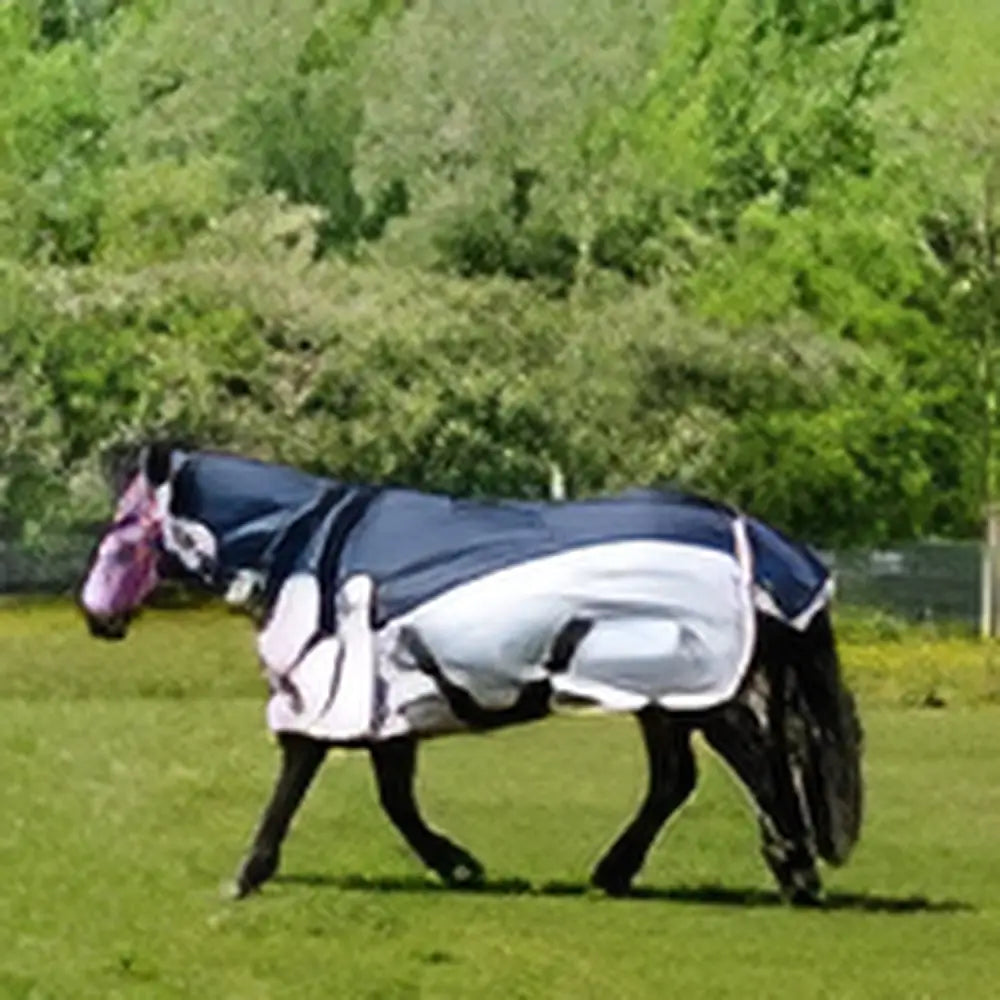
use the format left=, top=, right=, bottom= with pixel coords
left=177, top=452, right=335, bottom=573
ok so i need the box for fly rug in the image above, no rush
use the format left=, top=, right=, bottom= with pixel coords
left=80, top=444, right=863, bottom=905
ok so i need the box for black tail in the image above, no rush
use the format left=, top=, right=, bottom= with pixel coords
left=787, top=608, right=864, bottom=866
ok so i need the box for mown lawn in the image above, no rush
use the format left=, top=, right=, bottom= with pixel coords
left=1, top=602, right=998, bottom=999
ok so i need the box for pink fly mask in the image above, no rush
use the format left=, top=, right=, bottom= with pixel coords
left=79, top=472, right=165, bottom=639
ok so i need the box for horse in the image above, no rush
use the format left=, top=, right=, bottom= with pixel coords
left=79, top=442, right=863, bottom=905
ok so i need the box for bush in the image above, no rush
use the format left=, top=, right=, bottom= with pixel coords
left=0, top=0, right=996, bottom=559
left=6, top=204, right=917, bottom=546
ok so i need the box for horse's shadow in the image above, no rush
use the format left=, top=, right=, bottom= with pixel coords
left=274, top=873, right=973, bottom=914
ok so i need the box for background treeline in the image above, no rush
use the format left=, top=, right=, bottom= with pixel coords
left=1, top=0, right=998, bottom=549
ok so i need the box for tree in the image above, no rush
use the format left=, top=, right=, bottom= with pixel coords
left=354, top=0, right=673, bottom=285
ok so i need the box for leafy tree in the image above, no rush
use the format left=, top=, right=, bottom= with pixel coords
left=355, top=0, right=673, bottom=284
left=615, top=0, right=905, bottom=228
left=0, top=0, right=997, bottom=557
left=0, top=7, right=108, bottom=263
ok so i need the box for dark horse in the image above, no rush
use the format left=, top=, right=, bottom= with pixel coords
left=79, top=443, right=863, bottom=905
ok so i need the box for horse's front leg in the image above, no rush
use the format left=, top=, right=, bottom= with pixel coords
left=369, top=736, right=485, bottom=887
left=233, top=732, right=328, bottom=898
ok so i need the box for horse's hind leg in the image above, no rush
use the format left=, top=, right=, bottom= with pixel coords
left=701, top=705, right=821, bottom=905
left=591, top=707, right=696, bottom=896
left=234, top=732, right=328, bottom=898
left=369, top=736, right=485, bottom=887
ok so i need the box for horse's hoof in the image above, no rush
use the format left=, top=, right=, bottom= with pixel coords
left=234, top=849, right=279, bottom=899
left=761, top=841, right=823, bottom=908
left=590, top=865, right=634, bottom=898
left=439, top=851, right=485, bottom=888
left=227, top=878, right=255, bottom=901
left=785, top=876, right=825, bottom=908
left=778, top=868, right=824, bottom=908
left=231, top=876, right=261, bottom=901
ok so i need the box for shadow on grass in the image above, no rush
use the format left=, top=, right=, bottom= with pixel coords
left=273, top=873, right=974, bottom=914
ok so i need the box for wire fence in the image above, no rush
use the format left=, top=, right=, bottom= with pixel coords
left=0, top=530, right=985, bottom=628
left=820, top=542, right=981, bottom=626
left=0, top=532, right=96, bottom=596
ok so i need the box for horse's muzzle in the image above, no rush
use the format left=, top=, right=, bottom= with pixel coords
left=84, top=609, right=131, bottom=641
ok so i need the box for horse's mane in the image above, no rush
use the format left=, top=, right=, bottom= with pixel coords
left=97, top=439, right=740, bottom=518
left=98, top=435, right=201, bottom=499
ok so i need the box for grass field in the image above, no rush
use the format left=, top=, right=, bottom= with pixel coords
left=2, top=602, right=999, bottom=999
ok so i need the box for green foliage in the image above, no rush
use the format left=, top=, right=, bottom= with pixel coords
left=7, top=217, right=911, bottom=544
left=228, top=78, right=364, bottom=253
left=0, top=8, right=107, bottom=263
left=841, top=632, right=1000, bottom=707
left=96, top=156, right=235, bottom=266
left=27, top=0, right=126, bottom=48
left=0, top=267, right=64, bottom=538
left=715, top=383, right=938, bottom=544
left=430, top=204, right=580, bottom=294
left=97, top=0, right=325, bottom=159
left=355, top=0, right=673, bottom=282
left=617, top=0, right=904, bottom=227
left=224, top=0, right=408, bottom=254
left=0, top=0, right=997, bottom=553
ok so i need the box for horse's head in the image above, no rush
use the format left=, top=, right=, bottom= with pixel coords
left=80, top=442, right=219, bottom=639
left=78, top=444, right=173, bottom=639
left=80, top=441, right=323, bottom=639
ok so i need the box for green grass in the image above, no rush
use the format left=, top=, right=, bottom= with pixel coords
left=2, top=603, right=999, bottom=999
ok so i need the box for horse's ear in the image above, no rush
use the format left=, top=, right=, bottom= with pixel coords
left=100, top=440, right=142, bottom=497
left=142, top=441, right=174, bottom=486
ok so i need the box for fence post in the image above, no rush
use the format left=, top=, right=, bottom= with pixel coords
left=549, top=462, right=566, bottom=501
left=982, top=503, right=1000, bottom=637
